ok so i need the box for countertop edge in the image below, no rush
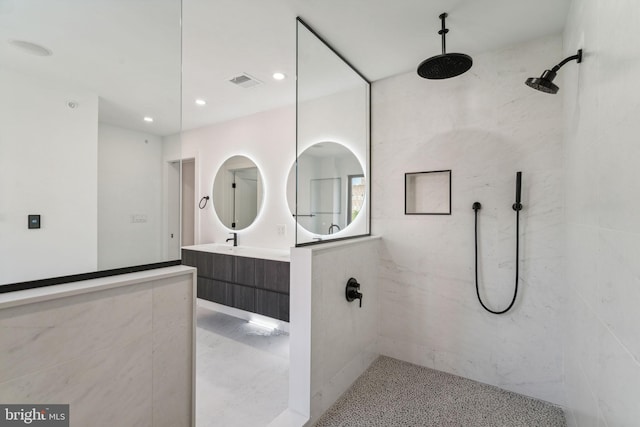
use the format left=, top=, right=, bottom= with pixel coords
left=182, top=245, right=291, bottom=262
left=0, top=265, right=196, bottom=310
left=292, top=235, right=381, bottom=254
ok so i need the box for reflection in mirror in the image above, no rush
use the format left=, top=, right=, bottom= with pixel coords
left=0, top=1, right=182, bottom=287
left=213, top=156, right=263, bottom=231
left=287, top=142, right=364, bottom=236
left=296, top=19, right=370, bottom=245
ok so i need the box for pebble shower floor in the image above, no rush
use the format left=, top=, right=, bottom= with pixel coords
left=315, top=356, right=565, bottom=427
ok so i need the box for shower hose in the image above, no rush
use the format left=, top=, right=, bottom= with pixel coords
left=473, top=206, right=520, bottom=314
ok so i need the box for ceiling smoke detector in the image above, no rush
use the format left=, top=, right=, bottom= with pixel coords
left=228, top=73, right=262, bottom=88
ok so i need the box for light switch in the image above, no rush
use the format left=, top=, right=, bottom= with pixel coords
left=28, top=214, right=41, bottom=229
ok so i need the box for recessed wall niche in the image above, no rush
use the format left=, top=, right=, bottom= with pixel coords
left=405, top=170, right=452, bottom=215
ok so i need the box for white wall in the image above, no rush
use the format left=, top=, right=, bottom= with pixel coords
left=0, top=69, right=98, bottom=285
left=289, top=237, right=380, bottom=425
left=98, top=123, right=163, bottom=269
left=372, top=36, right=565, bottom=404
left=563, top=1, right=640, bottom=425
left=181, top=106, right=296, bottom=249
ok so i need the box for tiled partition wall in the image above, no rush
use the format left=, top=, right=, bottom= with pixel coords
left=0, top=266, right=196, bottom=426
left=563, top=0, right=640, bottom=425
left=371, top=35, right=565, bottom=404
left=288, top=237, right=380, bottom=426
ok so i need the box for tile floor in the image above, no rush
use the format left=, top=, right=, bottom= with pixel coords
left=196, top=306, right=289, bottom=427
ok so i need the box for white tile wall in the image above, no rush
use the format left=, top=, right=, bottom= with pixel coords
left=563, top=0, right=640, bottom=425
left=372, top=35, right=565, bottom=404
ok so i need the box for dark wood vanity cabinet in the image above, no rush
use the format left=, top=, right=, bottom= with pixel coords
left=182, top=249, right=290, bottom=322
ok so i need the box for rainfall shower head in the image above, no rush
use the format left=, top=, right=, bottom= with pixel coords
left=417, top=13, right=472, bottom=79
left=526, top=49, right=582, bottom=94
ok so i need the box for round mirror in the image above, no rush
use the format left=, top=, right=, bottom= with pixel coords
left=213, top=155, right=263, bottom=230
left=287, top=142, right=365, bottom=236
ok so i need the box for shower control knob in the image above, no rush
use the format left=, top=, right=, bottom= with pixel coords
left=345, top=278, right=363, bottom=308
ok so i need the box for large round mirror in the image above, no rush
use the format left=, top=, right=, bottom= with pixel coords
left=213, top=156, right=263, bottom=230
left=287, top=142, right=365, bottom=236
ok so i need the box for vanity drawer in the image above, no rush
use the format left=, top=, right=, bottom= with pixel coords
left=255, top=290, right=289, bottom=322
left=183, top=249, right=234, bottom=281
left=197, top=277, right=233, bottom=306
left=255, top=259, right=290, bottom=293
left=232, top=284, right=255, bottom=312
left=235, top=256, right=255, bottom=287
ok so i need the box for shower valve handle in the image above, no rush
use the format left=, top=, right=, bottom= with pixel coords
left=346, top=278, right=363, bottom=308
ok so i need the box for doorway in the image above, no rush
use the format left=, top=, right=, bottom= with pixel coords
left=167, top=161, right=181, bottom=259
left=182, top=159, right=195, bottom=246
left=167, top=158, right=196, bottom=258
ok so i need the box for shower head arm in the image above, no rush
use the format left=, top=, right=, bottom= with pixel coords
left=438, top=13, right=449, bottom=54
left=551, top=49, right=583, bottom=73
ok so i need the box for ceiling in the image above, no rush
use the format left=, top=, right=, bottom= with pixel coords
left=1, top=0, right=571, bottom=136
left=182, top=0, right=571, bottom=131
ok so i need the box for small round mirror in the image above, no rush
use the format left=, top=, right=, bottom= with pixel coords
left=213, top=155, right=263, bottom=230
left=287, top=142, right=365, bottom=236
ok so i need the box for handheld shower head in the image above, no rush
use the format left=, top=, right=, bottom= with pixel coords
left=513, top=172, right=523, bottom=211
left=525, top=49, right=582, bottom=94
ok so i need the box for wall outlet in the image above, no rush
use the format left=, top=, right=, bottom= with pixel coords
left=277, top=224, right=286, bottom=236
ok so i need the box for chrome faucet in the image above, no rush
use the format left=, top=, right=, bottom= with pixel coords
left=226, top=232, right=237, bottom=247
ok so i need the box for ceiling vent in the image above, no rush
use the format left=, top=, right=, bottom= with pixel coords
left=228, top=73, right=262, bottom=88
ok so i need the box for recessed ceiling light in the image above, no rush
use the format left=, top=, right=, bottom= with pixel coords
left=8, top=39, right=52, bottom=56
left=195, top=99, right=207, bottom=106
left=143, top=117, right=154, bottom=123
left=272, top=72, right=286, bottom=81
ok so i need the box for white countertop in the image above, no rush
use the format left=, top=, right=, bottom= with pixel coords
left=0, top=265, right=196, bottom=310
left=182, top=244, right=291, bottom=262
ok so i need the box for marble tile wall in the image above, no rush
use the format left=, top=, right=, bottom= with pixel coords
left=563, top=0, right=640, bottom=425
left=289, top=237, right=380, bottom=426
left=0, top=268, right=195, bottom=427
left=371, top=36, right=565, bottom=404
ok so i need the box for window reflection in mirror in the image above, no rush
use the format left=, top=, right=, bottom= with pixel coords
left=347, top=175, right=365, bottom=225
left=295, top=18, right=370, bottom=245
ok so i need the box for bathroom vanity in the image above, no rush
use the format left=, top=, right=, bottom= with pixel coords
left=181, top=244, right=290, bottom=322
